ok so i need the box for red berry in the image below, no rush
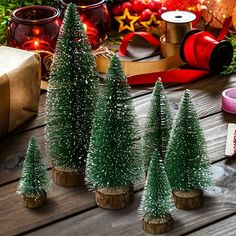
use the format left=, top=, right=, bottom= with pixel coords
left=112, top=4, right=123, bottom=16
left=139, top=9, right=153, bottom=21
left=121, top=2, right=133, bottom=13
left=133, top=0, right=146, bottom=13
left=147, top=0, right=162, bottom=12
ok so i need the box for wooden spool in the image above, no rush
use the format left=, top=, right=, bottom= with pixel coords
left=22, top=191, right=47, bottom=209
left=173, top=189, right=203, bottom=210
left=95, top=185, right=134, bottom=209
left=52, top=166, right=85, bottom=187
left=142, top=214, right=173, bottom=234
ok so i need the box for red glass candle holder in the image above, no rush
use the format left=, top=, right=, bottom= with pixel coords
left=59, top=0, right=111, bottom=49
left=7, top=5, right=62, bottom=81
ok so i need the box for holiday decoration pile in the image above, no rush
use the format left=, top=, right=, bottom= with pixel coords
left=17, top=3, right=213, bottom=234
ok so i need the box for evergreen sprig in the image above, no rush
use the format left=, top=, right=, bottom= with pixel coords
left=221, top=34, right=236, bottom=75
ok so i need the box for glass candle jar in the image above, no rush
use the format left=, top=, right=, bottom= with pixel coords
left=7, top=6, right=62, bottom=81
left=59, top=0, right=111, bottom=49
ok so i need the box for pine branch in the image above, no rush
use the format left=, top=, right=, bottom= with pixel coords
left=221, top=34, right=236, bottom=75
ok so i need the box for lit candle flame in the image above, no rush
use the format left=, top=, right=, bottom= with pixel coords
left=34, top=40, right=39, bottom=48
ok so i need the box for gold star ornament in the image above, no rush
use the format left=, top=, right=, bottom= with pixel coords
left=140, top=14, right=162, bottom=35
left=114, top=8, right=139, bottom=32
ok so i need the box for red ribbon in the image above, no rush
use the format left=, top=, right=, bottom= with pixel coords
left=119, top=16, right=232, bottom=85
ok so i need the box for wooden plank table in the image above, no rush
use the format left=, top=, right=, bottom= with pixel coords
left=1, top=73, right=236, bottom=236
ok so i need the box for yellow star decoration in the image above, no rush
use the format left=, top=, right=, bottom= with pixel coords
left=140, top=14, right=162, bottom=35
left=114, top=8, right=139, bottom=32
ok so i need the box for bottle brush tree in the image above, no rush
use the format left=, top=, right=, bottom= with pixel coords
left=46, top=3, right=98, bottom=187
left=86, top=54, right=143, bottom=209
left=165, top=89, right=212, bottom=210
left=17, top=136, right=49, bottom=208
left=143, top=79, right=173, bottom=171
left=139, top=152, right=174, bottom=234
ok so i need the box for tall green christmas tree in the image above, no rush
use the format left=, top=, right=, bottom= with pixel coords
left=46, top=3, right=98, bottom=186
left=143, top=79, right=172, bottom=171
left=17, top=136, right=49, bottom=208
left=139, top=151, right=173, bottom=234
left=86, top=55, right=143, bottom=209
left=165, top=90, right=212, bottom=209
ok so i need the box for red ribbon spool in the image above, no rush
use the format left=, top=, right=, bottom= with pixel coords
left=180, top=29, right=233, bottom=72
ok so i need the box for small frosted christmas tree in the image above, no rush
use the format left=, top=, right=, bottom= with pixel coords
left=86, top=54, right=143, bottom=209
left=143, top=79, right=172, bottom=171
left=139, top=152, right=173, bottom=234
left=165, top=90, right=212, bottom=209
left=17, top=136, right=49, bottom=208
left=46, top=3, right=98, bottom=187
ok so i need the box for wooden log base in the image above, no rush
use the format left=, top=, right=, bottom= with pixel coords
left=142, top=214, right=173, bottom=234
left=52, top=166, right=85, bottom=187
left=173, top=189, right=203, bottom=210
left=95, top=186, right=134, bottom=209
left=22, top=191, right=47, bottom=209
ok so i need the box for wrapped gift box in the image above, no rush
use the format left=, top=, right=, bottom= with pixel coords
left=0, top=46, right=41, bottom=138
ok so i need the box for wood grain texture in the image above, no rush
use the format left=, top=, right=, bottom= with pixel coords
left=186, top=214, right=236, bottom=236
left=134, top=74, right=236, bottom=132
left=0, top=175, right=95, bottom=236
left=1, top=110, right=236, bottom=187
left=28, top=187, right=234, bottom=236
left=95, top=186, right=134, bottom=209
left=0, top=127, right=47, bottom=186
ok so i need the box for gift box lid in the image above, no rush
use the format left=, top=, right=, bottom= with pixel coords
left=0, top=46, right=37, bottom=76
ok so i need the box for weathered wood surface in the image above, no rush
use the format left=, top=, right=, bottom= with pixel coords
left=0, top=158, right=233, bottom=235
left=0, top=74, right=236, bottom=235
left=0, top=111, right=234, bottom=186
left=186, top=214, right=236, bottom=236
left=0, top=177, right=95, bottom=236
left=27, top=180, right=235, bottom=236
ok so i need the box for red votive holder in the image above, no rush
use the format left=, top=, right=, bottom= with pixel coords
left=59, top=0, right=111, bottom=49
left=7, top=5, right=62, bottom=80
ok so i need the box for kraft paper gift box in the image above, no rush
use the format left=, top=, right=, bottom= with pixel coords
left=0, top=46, right=41, bottom=138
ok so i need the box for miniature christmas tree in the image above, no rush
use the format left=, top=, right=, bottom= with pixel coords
left=143, top=79, right=173, bottom=171
left=86, top=54, right=143, bottom=209
left=17, top=136, right=49, bottom=208
left=139, top=152, right=173, bottom=234
left=46, top=3, right=98, bottom=187
left=165, top=90, right=212, bottom=209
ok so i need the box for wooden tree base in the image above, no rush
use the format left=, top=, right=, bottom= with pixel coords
left=23, top=191, right=47, bottom=209
left=142, top=214, right=173, bottom=234
left=52, top=166, right=85, bottom=187
left=95, top=185, right=134, bottom=209
left=173, top=189, right=203, bottom=210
